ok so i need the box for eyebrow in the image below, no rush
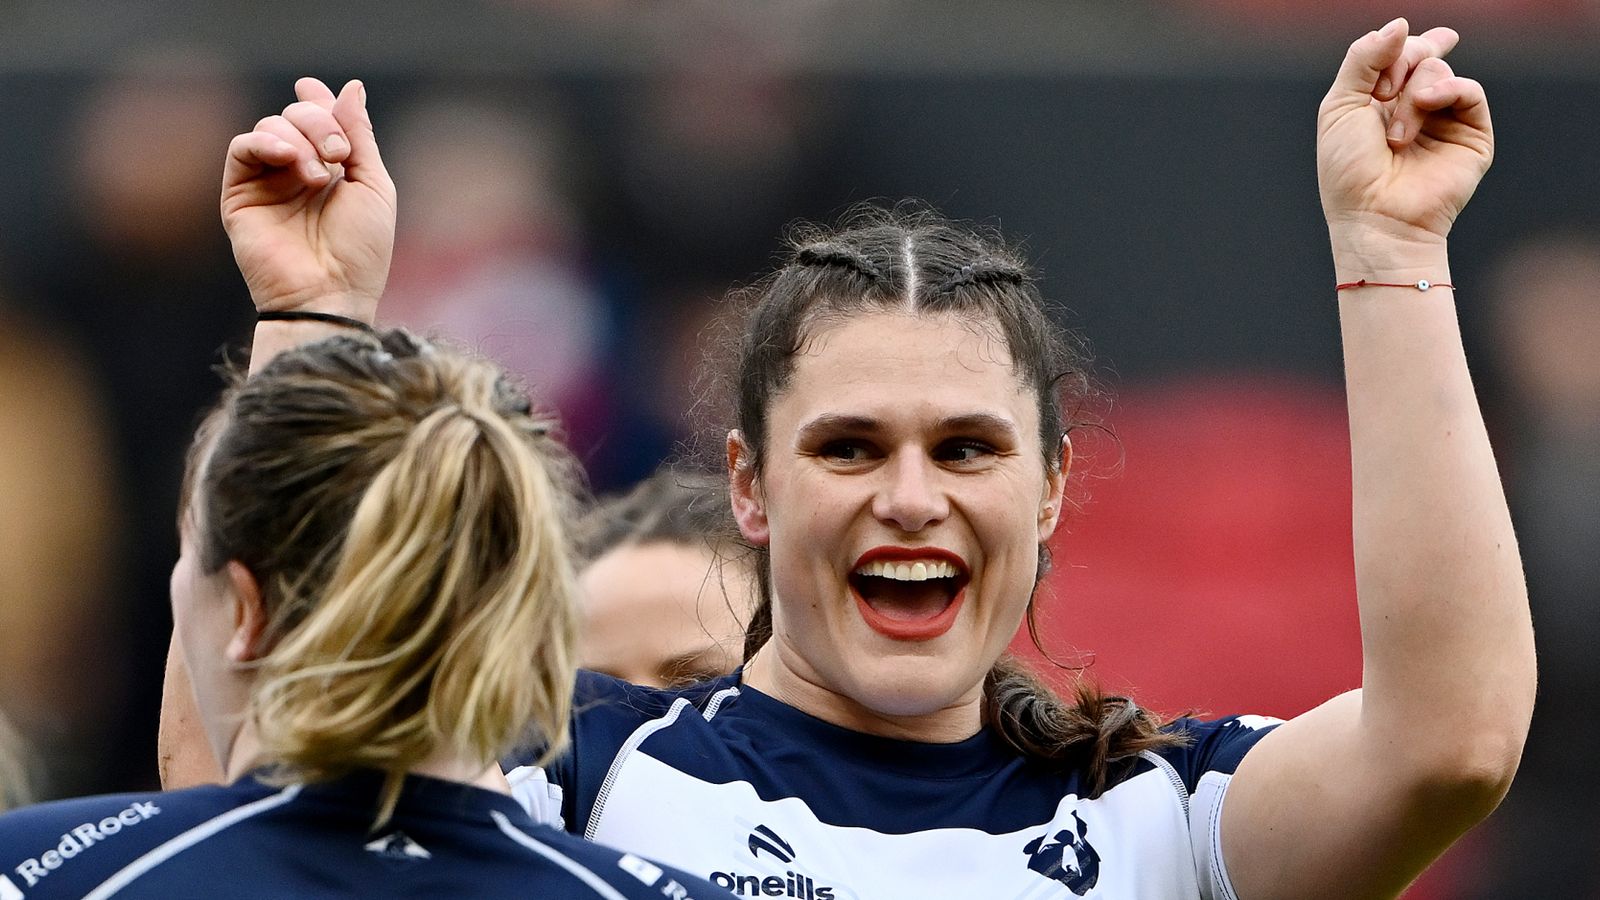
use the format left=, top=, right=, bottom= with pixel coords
left=795, top=412, right=1020, bottom=441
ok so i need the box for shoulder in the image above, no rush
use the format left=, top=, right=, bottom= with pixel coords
left=521, top=670, right=741, bottom=766
left=0, top=785, right=244, bottom=898
left=1152, top=714, right=1284, bottom=793
left=505, top=671, right=743, bottom=831
left=495, top=819, right=734, bottom=900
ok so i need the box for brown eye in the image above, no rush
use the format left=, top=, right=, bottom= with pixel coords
left=935, top=439, right=994, bottom=465
left=820, top=440, right=874, bottom=463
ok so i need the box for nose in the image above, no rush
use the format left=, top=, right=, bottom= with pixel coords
left=872, top=450, right=949, bottom=532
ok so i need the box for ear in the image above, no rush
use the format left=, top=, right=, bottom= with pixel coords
left=1038, top=433, right=1071, bottom=542
left=727, top=429, right=770, bottom=546
left=222, top=561, right=269, bottom=664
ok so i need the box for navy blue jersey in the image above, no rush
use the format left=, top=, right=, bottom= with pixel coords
left=0, top=769, right=732, bottom=899
left=507, top=672, right=1280, bottom=899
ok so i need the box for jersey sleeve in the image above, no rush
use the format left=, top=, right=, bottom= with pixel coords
left=1155, top=714, right=1282, bottom=900
left=505, top=670, right=740, bottom=836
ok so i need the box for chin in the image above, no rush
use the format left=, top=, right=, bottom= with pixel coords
left=842, top=653, right=981, bottom=721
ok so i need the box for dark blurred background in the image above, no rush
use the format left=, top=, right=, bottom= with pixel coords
left=0, top=2, right=1596, bottom=896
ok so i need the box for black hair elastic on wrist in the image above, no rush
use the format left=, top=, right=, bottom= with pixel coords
left=257, top=310, right=378, bottom=336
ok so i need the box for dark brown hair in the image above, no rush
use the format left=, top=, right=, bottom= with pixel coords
left=573, top=467, right=732, bottom=565
left=729, top=204, right=1182, bottom=796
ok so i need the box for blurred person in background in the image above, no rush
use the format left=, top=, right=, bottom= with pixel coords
left=14, top=52, right=255, bottom=793
left=0, top=294, right=118, bottom=799
left=575, top=468, right=757, bottom=688
left=1461, top=232, right=1600, bottom=900
left=379, top=91, right=622, bottom=485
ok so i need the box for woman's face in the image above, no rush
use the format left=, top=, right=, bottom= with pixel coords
left=579, top=541, right=755, bottom=688
left=733, top=311, right=1065, bottom=737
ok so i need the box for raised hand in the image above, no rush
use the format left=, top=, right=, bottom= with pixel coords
left=221, top=78, right=396, bottom=320
left=1317, top=19, right=1492, bottom=272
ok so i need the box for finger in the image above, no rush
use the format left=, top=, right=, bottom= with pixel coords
left=1415, top=75, right=1493, bottom=137
left=253, top=114, right=332, bottom=186
left=294, top=76, right=337, bottom=109
left=1374, top=27, right=1460, bottom=101
left=329, top=80, right=390, bottom=192
left=1387, top=57, right=1455, bottom=146
left=223, top=130, right=299, bottom=189
left=281, top=99, right=351, bottom=163
left=1325, top=18, right=1409, bottom=113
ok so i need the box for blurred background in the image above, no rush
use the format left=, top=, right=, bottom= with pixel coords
left=0, top=1, right=1595, bottom=896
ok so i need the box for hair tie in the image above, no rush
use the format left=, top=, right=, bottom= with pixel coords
left=258, top=310, right=378, bottom=336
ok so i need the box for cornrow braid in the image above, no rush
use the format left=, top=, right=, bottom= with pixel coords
left=795, top=243, right=883, bottom=281
left=933, top=259, right=1028, bottom=295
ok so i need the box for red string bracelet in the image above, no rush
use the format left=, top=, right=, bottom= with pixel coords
left=1335, top=279, right=1453, bottom=292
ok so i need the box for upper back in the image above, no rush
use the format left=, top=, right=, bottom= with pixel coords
left=0, top=772, right=729, bottom=899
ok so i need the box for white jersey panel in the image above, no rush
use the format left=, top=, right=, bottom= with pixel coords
left=590, top=751, right=1202, bottom=900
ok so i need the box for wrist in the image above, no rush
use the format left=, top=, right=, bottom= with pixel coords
left=250, top=290, right=379, bottom=325
left=1329, top=239, right=1450, bottom=287
left=1326, top=215, right=1451, bottom=284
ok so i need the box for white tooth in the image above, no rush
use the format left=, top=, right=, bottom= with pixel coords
left=896, top=563, right=912, bottom=581
left=911, top=562, right=928, bottom=581
left=874, top=561, right=891, bottom=577
left=933, top=562, right=950, bottom=578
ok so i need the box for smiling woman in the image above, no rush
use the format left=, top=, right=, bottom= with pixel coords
left=184, top=20, right=1533, bottom=900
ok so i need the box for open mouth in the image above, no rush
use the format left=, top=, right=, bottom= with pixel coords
left=848, top=549, right=969, bottom=641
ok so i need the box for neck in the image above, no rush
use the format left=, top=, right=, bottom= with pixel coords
left=742, top=645, right=985, bottom=744
left=225, top=721, right=510, bottom=795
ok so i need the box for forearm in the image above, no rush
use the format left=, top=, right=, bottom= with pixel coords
left=1337, top=241, right=1534, bottom=777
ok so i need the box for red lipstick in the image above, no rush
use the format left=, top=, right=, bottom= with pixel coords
left=849, top=546, right=969, bottom=641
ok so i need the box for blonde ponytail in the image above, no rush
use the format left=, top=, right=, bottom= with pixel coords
left=190, top=330, right=580, bottom=824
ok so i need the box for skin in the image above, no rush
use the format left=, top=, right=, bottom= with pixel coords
left=730, top=314, right=1065, bottom=743
left=169, top=25, right=1534, bottom=896
left=579, top=541, right=755, bottom=688
left=168, top=469, right=505, bottom=792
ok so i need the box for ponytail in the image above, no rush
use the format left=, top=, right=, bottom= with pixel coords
left=982, top=656, right=1183, bottom=797
left=193, top=330, right=580, bottom=825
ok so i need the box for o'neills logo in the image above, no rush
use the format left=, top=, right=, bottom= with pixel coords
left=11, top=800, right=160, bottom=887
left=710, top=826, right=839, bottom=899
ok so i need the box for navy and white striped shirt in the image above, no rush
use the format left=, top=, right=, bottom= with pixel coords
left=0, top=769, right=731, bottom=899
left=508, top=672, right=1280, bottom=900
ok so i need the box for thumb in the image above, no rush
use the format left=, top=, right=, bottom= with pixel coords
left=1323, top=19, right=1409, bottom=116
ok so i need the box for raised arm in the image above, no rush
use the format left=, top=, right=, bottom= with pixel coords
left=159, top=78, right=398, bottom=789
left=1218, top=20, right=1535, bottom=900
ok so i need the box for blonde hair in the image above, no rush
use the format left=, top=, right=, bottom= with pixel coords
left=0, top=709, right=32, bottom=811
left=184, top=330, right=579, bottom=824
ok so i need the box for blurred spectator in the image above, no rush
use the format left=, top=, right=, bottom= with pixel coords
left=0, top=709, right=32, bottom=812
left=1459, top=233, right=1600, bottom=900
left=0, top=301, right=118, bottom=799
left=575, top=468, right=757, bottom=688
left=16, top=52, right=255, bottom=793
left=606, top=2, right=839, bottom=287
left=379, top=90, right=621, bottom=483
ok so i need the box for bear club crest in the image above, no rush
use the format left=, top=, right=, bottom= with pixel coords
left=1023, top=811, right=1101, bottom=895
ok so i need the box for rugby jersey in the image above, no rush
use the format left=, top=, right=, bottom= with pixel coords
left=0, top=769, right=731, bottom=899
left=507, top=672, right=1279, bottom=900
